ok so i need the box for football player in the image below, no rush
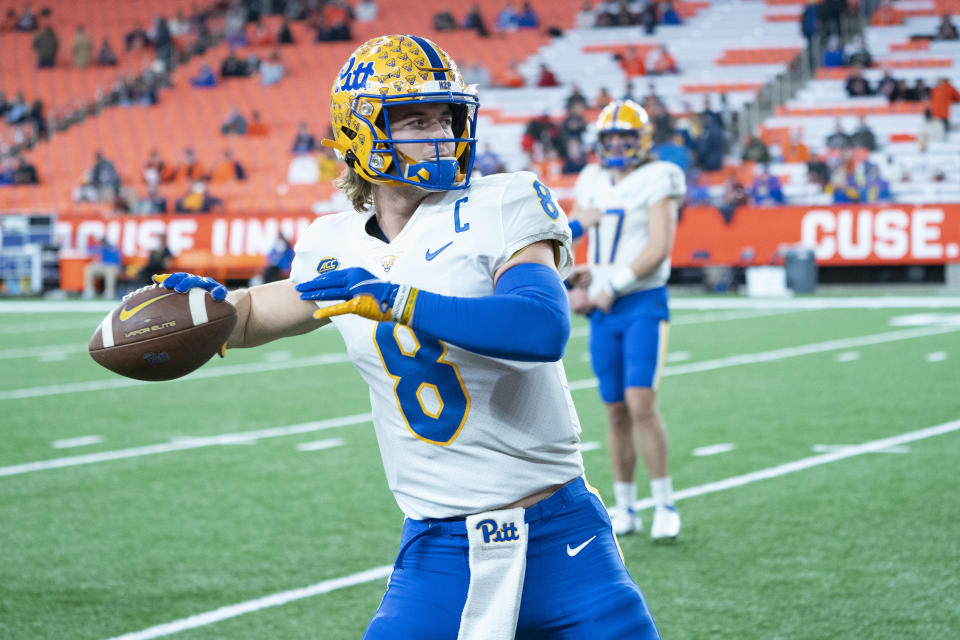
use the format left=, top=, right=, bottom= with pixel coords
left=155, top=35, right=661, bottom=639
left=568, top=100, right=685, bottom=540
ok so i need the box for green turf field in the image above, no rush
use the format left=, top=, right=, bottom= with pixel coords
left=1, top=300, right=958, bottom=639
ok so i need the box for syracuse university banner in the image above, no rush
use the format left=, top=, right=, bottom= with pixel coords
left=53, top=204, right=960, bottom=267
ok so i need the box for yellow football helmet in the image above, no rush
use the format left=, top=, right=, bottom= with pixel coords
left=324, top=34, right=479, bottom=191
left=595, top=99, right=650, bottom=169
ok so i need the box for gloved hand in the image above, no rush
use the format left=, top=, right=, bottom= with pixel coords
left=153, top=272, right=229, bottom=356
left=153, top=272, right=227, bottom=302
left=295, top=267, right=417, bottom=324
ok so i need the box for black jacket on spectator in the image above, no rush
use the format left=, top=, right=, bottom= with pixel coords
left=851, top=126, right=877, bottom=150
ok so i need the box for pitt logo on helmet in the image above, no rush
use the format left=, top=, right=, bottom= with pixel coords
left=322, top=34, right=480, bottom=194
left=595, top=99, right=651, bottom=169
left=317, top=257, right=339, bottom=274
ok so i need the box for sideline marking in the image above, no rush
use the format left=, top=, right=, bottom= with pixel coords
left=5, top=324, right=958, bottom=402
left=812, top=444, right=910, bottom=454
left=580, top=441, right=602, bottom=452
left=296, top=438, right=345, bottom=452
left=926, top=351, right=948, bottom=362
left=692, top=443, right=735, bottom=457
left=103, top=418, right=960, bottom=640
left=0, top=414, right=371, bottom=477
left=5, top=325, right=960, bottom=476
left=835, top=351, right=860, bottom=363
left=52, top=435, right=103, bottom=449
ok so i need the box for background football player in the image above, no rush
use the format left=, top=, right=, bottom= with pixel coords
left=568, top=100, right=685, bottom=540
left=155, top=35, right=662, bottom=639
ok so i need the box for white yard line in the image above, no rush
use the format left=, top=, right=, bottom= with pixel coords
left=6, top=324, right=959, bottom=403
left=0, top=320, right=105, bottom=334
left=5, top=324, right=960, bottom=476
left=103, top=417, right=960, bottom=640
left=569, top=308, right=806, bottom=338
left=925, top=351, right=948, bottom=362
left=669, top=297, right=960, bottom=310
left=0, top=414, right=371, bottom=477
left=0, top=344, right=89, bottom=360
left=51, top=435, right=103, bottom=449
left=580, top=441, right=603, bottom=452
left=296, top=438, right=345, bottom=452
left=692, top=443, right=736, bottom=457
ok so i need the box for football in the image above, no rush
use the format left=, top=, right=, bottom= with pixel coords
left=89, top=285, right=238, bottom=381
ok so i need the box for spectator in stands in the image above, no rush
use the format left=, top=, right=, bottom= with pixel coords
left=800, top=0, right=819, bottom=48
left=0, top=9, right=17, bottom=32
left=661, top=1, right=681, bottom=25
left=433, top=8, right=457, bottom=31
left=561, top=102, right=588, bottom=149
left=594, top=87, right=613, bottom=109
left=474, top=144, right=504, bottom=176
left=906, top=78, right=930, bottom=101
left=356, top=0, right=379, bottom=22
left=742, top=133, right=771, bottom=163
left=719, top=177, right=748, bottom=224
left=0, top=158, right=15, bottom=185
left=15, top=4, right=38, bottom=32
left=844, top=36, right=872, bottom=68
left=263, top=233, right=295, bottom=283
left=136, top=239, right=172, bottom=282
left=782, top=131, right=810, bottom=163
left=496, top=1, right=518, bottom=30
left=71, top=25, right=94, bottom=69
left=173, top=148, right=207, bottom=183
left=641, top=1, right=659, bottom=33
left=83, top=237, right=122, bottom=299
left=930, top=77, right=960, bottom=130
left=875, top=69, right=896, bottom=99
left=5, top=93, right=28, bottom=125
left=169, top=10, right=189, bottom=37
left=565, top=85, right=588, bottom=111
left=618, top=46, right=646, bottom=77
left=247, top=110, right=269, bottom=136
left=464, top=2, right=490, bottom=36
left=96, top=37, right=118, bottom=66
left=562, top=138, right=589, bottom=174
left=653, top=133, right=692, bottom=173
left=919, top=108, right=946, bottom=149
left=11, top=155, right=38, bottom=184
left=646, top=45, right=678, bottom=75
left=622, top=81, right=637, bottom=101
left=221, top=48, right=251, bottom=77
left=90, top=151, right=121, bottom=197
left=576, top=0, right=596, bottom=29
left=176, top=181, right=223, bottom=213
left=825, top=119, right=852, bottom=149
left=32, top=23, right=58, bottom=68
left=26, top=99, right=46, bottom=140
left=210, top=150, right=246, bottom=183
left=845, top=69, right=873, bottom=97
left=221, top=106, right=248, bottom=135
left=249, top=19, right=275, bottom=47
left=260, top=49, right=286, bottom=86
left=143, top=149, right=173, bottom=186
left=700, top=96, right=723, bottom=130
left=696, top=119, right=725, bottom=171
left=494, top=60, right=526, bottom=88
left=807, top=157, right=830, bottom=187
left=134, top=184, right=169, bottom=214
left=125, top=22, right=149, bottom=50
left=536, top=63, right=559, bottom=87
left=153, top=17, right=174, bottom=72
left=871, top=0, right=902, bottom=26
left=278, top=19, right=295, bottom=44
left=935, top=14, right=959, bottom=40
left=751, top=166, right=784, bottom=205
left=462, top=61, right=492, bottom=88
left=516, top=2, right=539, bottom=28
left=292, top=122, right=317, bottom=153
left=822, top=35, right=844, bottom=67
left=190, top=64, right=217, bottom=88
left=892, top=79, right=914, bottom=102
left=860, top=164, right=891, bottom=203
left=851, top=116, right=877, bottom=150
left=825, top=168, right=860, bottom=203
left=224, top=2, right=248, bottom=47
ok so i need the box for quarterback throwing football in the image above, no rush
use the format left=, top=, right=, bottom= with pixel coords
left=156, top=35, right=661, bottom=639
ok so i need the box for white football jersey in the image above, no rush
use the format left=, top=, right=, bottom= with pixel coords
left=574, top=161, right=685, bottom=297
left=290, top=172, right=584, bottom=520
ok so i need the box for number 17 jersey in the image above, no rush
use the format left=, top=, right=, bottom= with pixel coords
left=290, top=172, right=584, bottom=520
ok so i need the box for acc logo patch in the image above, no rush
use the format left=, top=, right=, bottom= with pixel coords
left=317, top=257, right=339, bottom=274
left=380, top=255, right=396, bottom=272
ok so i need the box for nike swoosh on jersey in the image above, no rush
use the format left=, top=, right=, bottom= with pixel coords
left=425, top=241, right=454, bottom=261
left=566, top=535, right=597, bottom=557
left=118, top=293, right=176, bottom=321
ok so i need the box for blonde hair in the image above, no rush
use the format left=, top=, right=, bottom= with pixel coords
left=336, top=165, right=374, bottom=212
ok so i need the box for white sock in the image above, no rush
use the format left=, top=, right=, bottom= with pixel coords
left=650, top=477, right=673, bottom=509
left=613, top=481, right=636, bottom=511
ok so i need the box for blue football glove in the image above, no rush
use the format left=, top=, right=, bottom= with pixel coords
left=153, top=272, right=227, bottom=302
left=295, top=267, right=418, bottom=324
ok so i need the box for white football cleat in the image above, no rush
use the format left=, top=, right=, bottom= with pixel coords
left=611, top=506, right=642, bottom=536
left=650, top=505, right=680, bottom=540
